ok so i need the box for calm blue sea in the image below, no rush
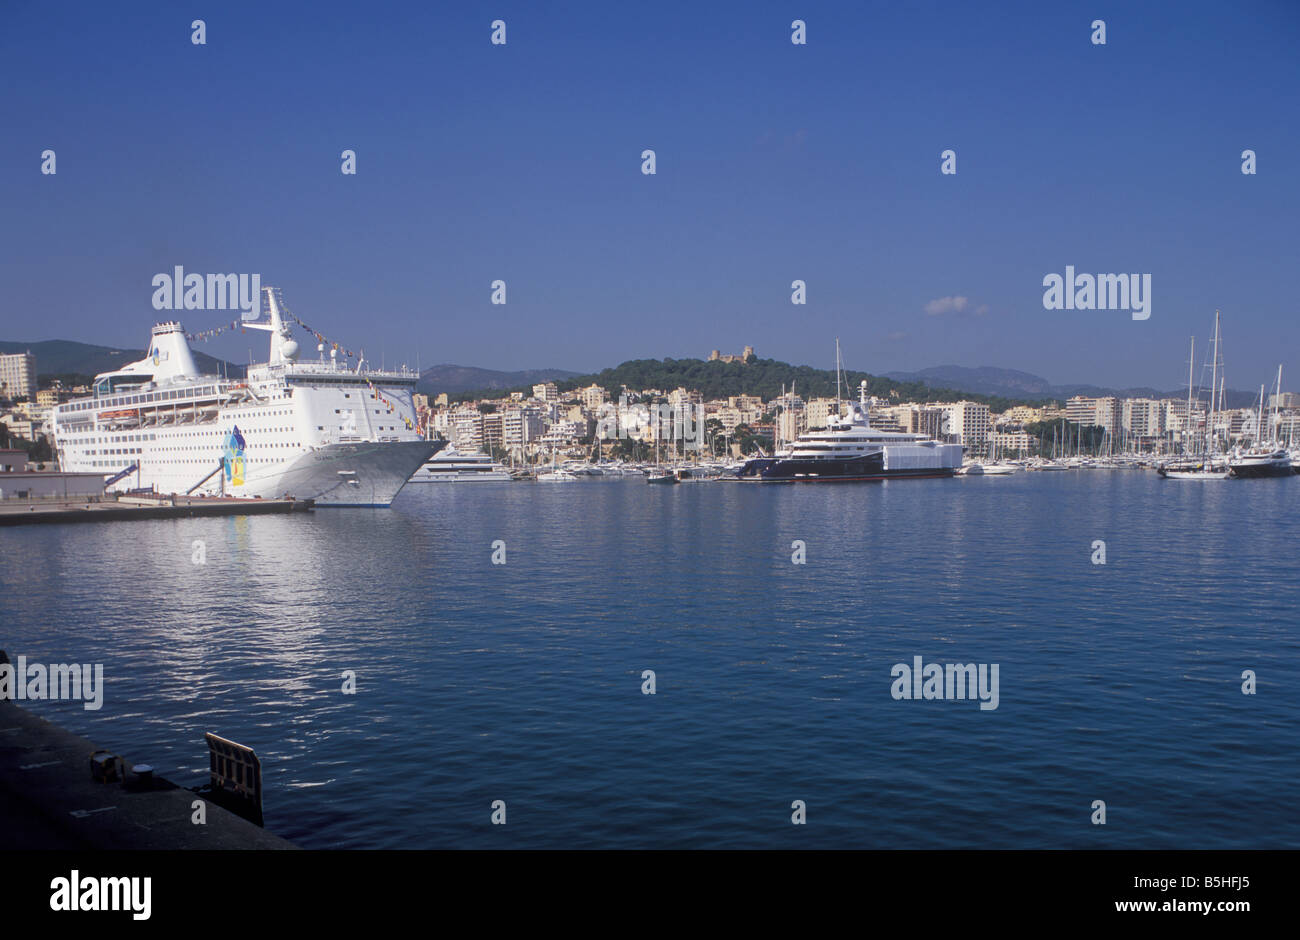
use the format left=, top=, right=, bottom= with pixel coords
left=2, top=472, right=1297, bottom=848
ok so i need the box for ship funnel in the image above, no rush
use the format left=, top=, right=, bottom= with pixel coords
left=147, top=322, right=201, bottom=381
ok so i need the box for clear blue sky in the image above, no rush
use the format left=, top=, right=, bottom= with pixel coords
left=2, top=0, right=1297, bottom=390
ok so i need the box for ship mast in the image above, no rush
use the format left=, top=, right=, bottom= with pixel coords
left=244, top=286, right=299, bottom=365
left=1208, top=310, right=1219, bottom=455
left=835, top=338, right=841, bottom=419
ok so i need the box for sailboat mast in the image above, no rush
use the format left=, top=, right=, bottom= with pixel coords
left=1207, top=312, right=1220, bottom=454
left=1272, top=364, right=1283, bottom=443
left=1185, top=336, right=1195, bottom=455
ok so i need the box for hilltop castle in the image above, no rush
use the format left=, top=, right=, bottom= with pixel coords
left=708, top=345, right=754, bottom=364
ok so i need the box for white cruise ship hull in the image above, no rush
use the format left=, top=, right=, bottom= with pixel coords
left=91, top=437, right=441, bottom=507
left=272, top=440, right=442, bottom=505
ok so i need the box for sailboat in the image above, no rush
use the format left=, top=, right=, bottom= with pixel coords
left=646, top=406, right=677, bottom=483
left=537, top=440, right=578, bottom=481
left=1159, top=314, right=1229, bottom=480
left=963, top=436, right=1016, bottom=475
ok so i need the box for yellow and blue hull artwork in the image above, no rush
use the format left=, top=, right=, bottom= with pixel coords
left=223, top=426, right=246, bottom=488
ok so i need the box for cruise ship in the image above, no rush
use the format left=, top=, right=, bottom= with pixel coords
left=408, top=444, right=512, bottom=482
left=50, top=288, right=442, bottom=506
left=735, top=381, right=963, bottom=482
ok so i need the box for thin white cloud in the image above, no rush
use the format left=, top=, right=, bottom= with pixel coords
left=924, top=295, right=969, bottom=316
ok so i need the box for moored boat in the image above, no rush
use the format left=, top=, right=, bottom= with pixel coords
left=50, top=288, right=440, bottom=506
left=734, top=380, right=961, bottom=483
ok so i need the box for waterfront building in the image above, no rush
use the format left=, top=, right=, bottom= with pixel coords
left=1066, top=396, right=1120, bottom=433
left=502, top=406, right=545, bottom=447
left=887, top=404, right=944, bottom=440
left=1122, top=398, right=1166, bottom=439
left=481, top=412, right=504, bottom=452
left=939, top=401, right=991, bottom=452
left=805, top=397, right=839, bottom=430
left=448, top=409, right=485, bottom=451
left=775, top=408, right=803, bottom=443
left=0, top=351, right=36, bottom=401
left=993, top=428, right=1034, bottom=455
left=538, top=420, right=588, bottom=446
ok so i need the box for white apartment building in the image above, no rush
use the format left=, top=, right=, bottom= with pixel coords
left=940, top=401, right=991, bottom=452
left=889, top=404, right=947, bottom=440
left=1066, top=396, right=1121, bottom=434
left=1122, top=398, right=1166, bottom=439
left=502, top=406, right=546, bottom=447
left=0, top=352, right=36, bottom=400
left=1065, top=396, right=1098, bottom=425
left=448, top=409, right=485, bottom=450
left=805, top=397, right=838, bottom=430
left=538, top=420, right=588, bottom=445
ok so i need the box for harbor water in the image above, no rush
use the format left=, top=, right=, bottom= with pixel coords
left=2, top=472, right=1297, bottom=848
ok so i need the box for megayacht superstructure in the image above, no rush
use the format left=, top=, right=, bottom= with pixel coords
left=735, top=380, right=963, bottom=482
left=51, top=287, right=443, bottom=506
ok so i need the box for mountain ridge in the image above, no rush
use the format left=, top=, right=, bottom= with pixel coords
left=1, top=339, right=1265, bottom=409
left=883, top=364, right=1260, bottom=409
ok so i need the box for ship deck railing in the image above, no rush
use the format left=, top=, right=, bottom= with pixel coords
left=255, top=360, right=420, bottom=380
